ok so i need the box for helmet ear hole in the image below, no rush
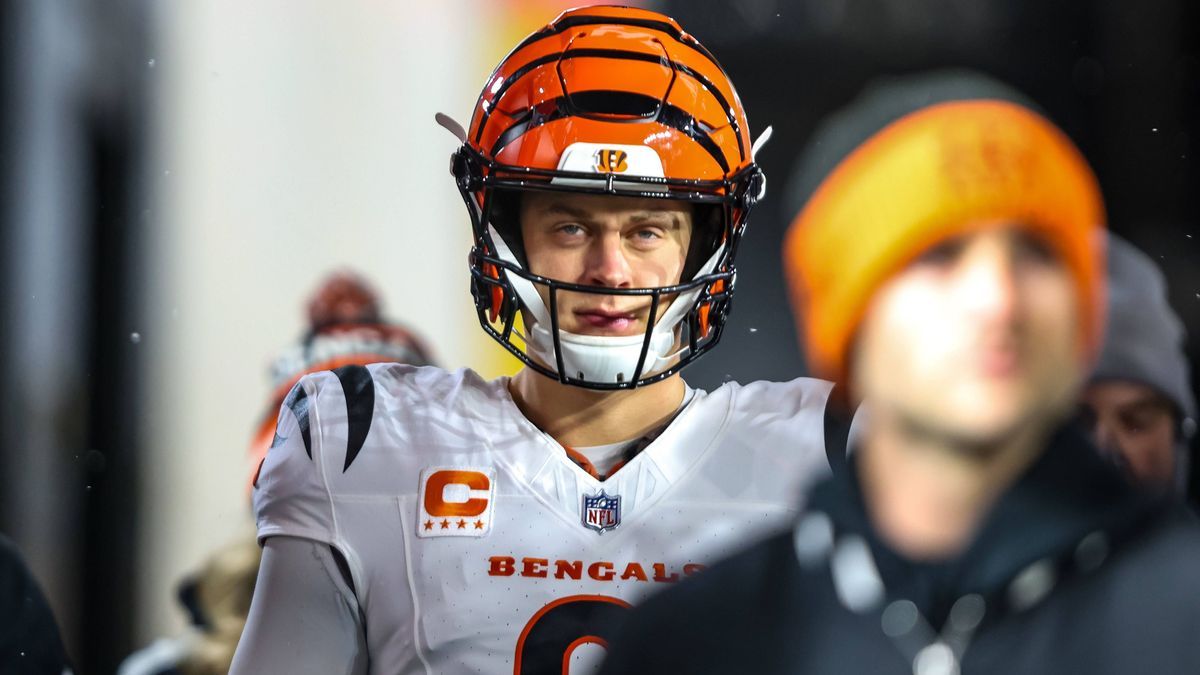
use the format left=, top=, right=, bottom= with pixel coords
left=683, top=204, right=725, bottom=280
left=487, top=190, right=527, bottom=268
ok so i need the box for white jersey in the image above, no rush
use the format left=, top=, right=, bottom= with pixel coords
left=253, top=364, right=836, bottom=674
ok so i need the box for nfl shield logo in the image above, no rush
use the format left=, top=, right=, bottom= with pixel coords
left=582, top=490, right=621, bottom=534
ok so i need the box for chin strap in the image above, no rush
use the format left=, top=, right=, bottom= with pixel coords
left=487, top=224, right=723, bottom=384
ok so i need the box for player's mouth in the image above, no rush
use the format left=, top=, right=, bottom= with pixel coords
left=573, top=309, right=639, bottom=332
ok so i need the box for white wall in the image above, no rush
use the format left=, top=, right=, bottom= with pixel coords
left=139, top=1, right=493, bottom=640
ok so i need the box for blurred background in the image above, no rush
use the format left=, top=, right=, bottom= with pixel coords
left=1, top=0, right=1196, bottom=671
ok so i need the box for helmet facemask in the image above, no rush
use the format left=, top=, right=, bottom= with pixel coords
left=455, top=146, right=762, bottom=390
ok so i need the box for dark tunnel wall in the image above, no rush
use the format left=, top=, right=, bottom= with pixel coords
left=664, top=0, right=1198, bottom=382
left=662, top=0, right=1200, bottom=491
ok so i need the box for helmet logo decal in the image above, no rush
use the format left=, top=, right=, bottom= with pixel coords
left=594, top=149, right=629, bottom=174
left=557, top=143, right=665, bottom=181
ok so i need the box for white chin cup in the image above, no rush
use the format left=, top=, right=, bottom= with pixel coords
left=488, top=224, right=723, bottom=385
left=526, top=323, right=678, bottom=384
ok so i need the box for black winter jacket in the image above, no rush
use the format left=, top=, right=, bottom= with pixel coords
left=600, top=428, right=1200, bottom=674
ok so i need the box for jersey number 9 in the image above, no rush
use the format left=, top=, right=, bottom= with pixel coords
left=513, top=595, right=631, bottom=674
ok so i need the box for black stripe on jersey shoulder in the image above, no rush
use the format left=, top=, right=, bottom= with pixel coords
left=822, top=384, right=851, bottom=474
left=333, top=364, right=375, bottom=473
left=282, top=384, right=313, bottom=460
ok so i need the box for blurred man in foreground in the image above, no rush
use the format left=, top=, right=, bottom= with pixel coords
left=1080, top=233, right=1196, bottom=498
left=600, top=75, right=1200, bottom=674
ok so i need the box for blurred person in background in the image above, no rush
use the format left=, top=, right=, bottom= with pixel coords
left=118, top=272, right=433, bottom=675
left=231, top=6, right=845, bottom=674
left=1079, top=233, right=1197, bottom=499
left=0, top=535, right=72, bottom=673
left=600, top=73, right=1200, bottom=674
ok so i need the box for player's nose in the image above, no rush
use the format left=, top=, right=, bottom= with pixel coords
left=585, top=232, right=633, bottom=288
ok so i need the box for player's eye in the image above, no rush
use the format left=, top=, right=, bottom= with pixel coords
left=626, top=222, right=670, bottom=247
left=556, top=223, right=586, bottom=237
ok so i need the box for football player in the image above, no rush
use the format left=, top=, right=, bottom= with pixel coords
left=231, top=7, right=839, bottom=674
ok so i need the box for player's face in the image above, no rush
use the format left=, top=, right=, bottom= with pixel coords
left=852, top=226, right=1085, bottom=449
left=1079, top=380, right=1177, bottom=488
left=519, top=191, right=693, bottom=337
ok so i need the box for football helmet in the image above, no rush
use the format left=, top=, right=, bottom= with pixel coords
left=446, top=6, right=766, bottom=389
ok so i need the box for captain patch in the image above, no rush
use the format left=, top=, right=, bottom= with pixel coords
left=417, top=467, right=496, bottom=538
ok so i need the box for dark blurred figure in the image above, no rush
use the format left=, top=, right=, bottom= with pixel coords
left=116, top=541, right=259, bottom=675
left=600, top=73, right=1200, bottom=675
left=1079, top=234, right=1197, bottom=498
left=0, top=535, right=71, bottom=674
left=245, top=270, right=435, bottom=494
left=118, top=271, right=433, bottom=675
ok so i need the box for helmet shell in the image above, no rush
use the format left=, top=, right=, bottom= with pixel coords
left=466, top=6, right=754, bottom=185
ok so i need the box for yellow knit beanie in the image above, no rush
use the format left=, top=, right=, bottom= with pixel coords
left=785, top=99, right=1106, bottom=383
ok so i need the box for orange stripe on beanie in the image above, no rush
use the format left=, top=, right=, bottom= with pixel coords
left=784, top=99, right=1106, bottom=384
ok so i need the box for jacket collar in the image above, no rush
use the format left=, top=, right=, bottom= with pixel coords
left=806, top=425, right=1163, bottom=627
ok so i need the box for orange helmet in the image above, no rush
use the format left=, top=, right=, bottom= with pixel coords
left=446, top=5, right=766, bottom=389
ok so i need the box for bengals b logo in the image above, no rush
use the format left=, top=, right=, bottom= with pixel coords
left=594, top=149, right=628, bottom=173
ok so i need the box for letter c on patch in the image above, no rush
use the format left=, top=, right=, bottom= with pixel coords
left=424, top=470, right=490, bottom=517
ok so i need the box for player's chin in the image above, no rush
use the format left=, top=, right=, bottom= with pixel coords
left=955, top=396, right=1047, bottom=442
